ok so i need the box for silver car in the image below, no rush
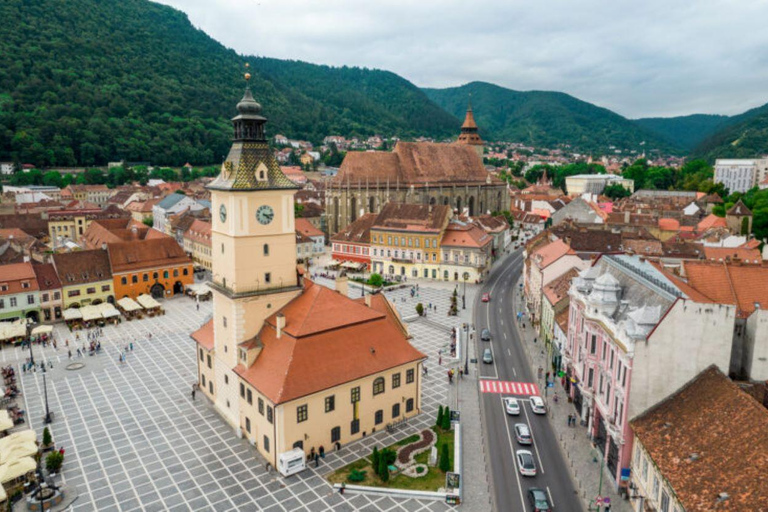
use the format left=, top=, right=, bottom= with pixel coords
left=514, top=423, right=532, bottom=445
left=482, top=348, right=493, bottom=364
left=516, top=449, right=537, bottom=476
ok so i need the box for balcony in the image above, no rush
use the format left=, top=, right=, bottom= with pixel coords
left=208, top=280, right=301, bottom=300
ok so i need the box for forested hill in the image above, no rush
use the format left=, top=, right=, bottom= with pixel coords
left=691, top=102, right=768, bottom=162
left=633, top=114, right=733, bottom=151
left=0, top=0, right=459, bottom=167
left=423, top=81, right=679, bottom=155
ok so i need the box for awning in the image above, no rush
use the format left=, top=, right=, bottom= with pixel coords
left=117, top=297, right=142, bottom=312
left=340, top=261, right=364, bottom=270
left=0, top=431, right=36, bottom=450
left=0, top=439, right=37, bottom=465
left=80, top=306, right=101, bottom=322
left=186, top=283, right=212, bottom=296
left=0, top=456, right=36, bottom=484
left=62, top=308, right=83, bottom=321
left=31, top=325, right=53, bottom=335
left=0, top=411, right=12, bottom=433
left=97, top=303, right=120, bottom=319
left=0, top=321, right=26, bottom=341
left=137, top=294, right=161, bottom=309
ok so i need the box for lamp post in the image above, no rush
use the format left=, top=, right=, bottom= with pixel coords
left=42, top=369, right=52, bottom=424
left=462, top=273, right=468, bottom=310
left=26, top=319, right=34, bottom=366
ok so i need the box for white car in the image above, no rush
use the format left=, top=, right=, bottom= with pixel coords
left=516, top=449, right=537, bottom=476
left=514, top=423, right=532, bottom=445
left=504, top=397, right=521, bottom=416
left=530, top=396, right=546, bottom=415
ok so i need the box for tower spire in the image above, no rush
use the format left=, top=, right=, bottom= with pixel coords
left=457, top=94, right=484, bottom=157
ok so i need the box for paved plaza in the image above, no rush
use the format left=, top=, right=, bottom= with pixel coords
left=12, top=281, right=482, bottom=512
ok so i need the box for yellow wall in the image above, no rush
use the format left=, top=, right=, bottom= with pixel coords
left=61, top=280, right=113, bottom=309
left=238, top=360, right=422, bottom=465
left=197, top=346, right=217, bottom=400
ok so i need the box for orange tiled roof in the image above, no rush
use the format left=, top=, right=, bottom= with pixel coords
left=191, top=319, right=214, bottom=351
left=631, top=366, right=768, bottom=511
left=658, top=218, right=680, bottom=231
left=740, top=238, right=761, bottom=249
left=555, top=307, right=570, bottom=334
left=682, top=261, right=768, bottom=317
left=32, top=263, right=61, bottom=291
left=331, top=213, right=377, bottom=244
left=696, top=214, right=727, bottom=231
left=441, top=222, right=492, bottom=248
left=235, top=281, right=424, bottom=404
left=543, top=267, right=579, bottom=306
left=295, top=218, right=323, bottom=238
left=702, top=247, right=762, bottom=264
left=0, top=262, right=38, bottom=294
left=533, top=239, right=575, bottom=269
left=373, top=203, right=451, bottom=233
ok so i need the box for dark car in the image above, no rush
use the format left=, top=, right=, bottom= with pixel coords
left=527, top=487, right=551, bottom=512
left=481, top=328, right=491, bottom=341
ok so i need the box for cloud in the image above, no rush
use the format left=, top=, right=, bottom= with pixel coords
left=154, top=0, right=768, bottom=118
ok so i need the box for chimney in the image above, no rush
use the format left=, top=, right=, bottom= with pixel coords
left=364, top=294, right=372, bottom=308
left=335, top=275, right=349, bottom=296
left=101, top=243, right=107, bottom=251
left=275, top=313, right=286, bottom=339
left=624, top=210, right=630, bottom=224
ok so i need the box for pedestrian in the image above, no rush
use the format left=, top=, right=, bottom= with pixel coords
left=315, top=453, right=319, bottom=468
left=76, top=348, right=81, bottom=357
left=191, top=386, right=196, bottom=400
left=567, top=414, right=572, bottom=426
left=339, top=482, right=346, bottom=495
left=533, top=337, right=537, bottom=344
left=68, top=349, right=72, bottom=359
left=129, top=342, right=133, bottom=351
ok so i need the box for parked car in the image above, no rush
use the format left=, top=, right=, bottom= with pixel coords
left=481, top=292, right=491, bottom=302
left=503, top=397, right=521, bottom=415
left=516, top=449, right=536, bottom=476
left=482, top=348, right=493, bottom=364
left=481, top=328, right=491, bottom=341
left=530, top=396, right=546, bottom=415
left=514, top=423, right=532, bottom=445
left=527, top=488, right=552, bottom=511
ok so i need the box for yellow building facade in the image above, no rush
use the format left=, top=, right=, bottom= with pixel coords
left=193, top=84, right=424, bottom=467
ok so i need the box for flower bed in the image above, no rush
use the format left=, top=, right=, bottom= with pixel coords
left=395, top=429, right=436, bottom=470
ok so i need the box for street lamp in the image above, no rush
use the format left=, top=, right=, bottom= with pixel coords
left=462, top=273, right=468, bottom=310
left=26, top=319, right=35, bottom=366
left=42, top=368, right=52, bottom=424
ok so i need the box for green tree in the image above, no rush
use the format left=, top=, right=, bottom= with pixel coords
left=415, top=303, right=424, bottom=316
left=442, top=406, right=451, bottom=430
left=439, top=443, right=451, bottom=472
left=42, top=171, right=63, bottom=188
left=436, top=405, right=444, bottom=427
left=603, top=183, right=631, bottom=200
left=371, top=446, right=380, bottom=475
left=42, top=427, right=52, bottom=447
left=143, top=216, right=154, bottom=227
left=294, top=203, right=305, bottom=217
left=367, top=273, right=383, bottom=287
left=46, top=451, right=64, bottom=473
left=742, top=216, right=750, bottom=235
left=378, top=457, right=389, bottom=482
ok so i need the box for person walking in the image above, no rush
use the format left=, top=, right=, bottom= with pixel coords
left=68, top=349, right=72, bottom=359
left=191, top=385, right=196, bottom=400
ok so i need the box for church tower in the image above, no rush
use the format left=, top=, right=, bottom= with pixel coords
left=207, top=68, right=302, bottom=427
left=456, top=98, right=484, bottom=158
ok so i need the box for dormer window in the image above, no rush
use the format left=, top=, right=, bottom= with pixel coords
left=256, top=163, right=268, bottom=182
left=240, top=348, right=247, bottom=363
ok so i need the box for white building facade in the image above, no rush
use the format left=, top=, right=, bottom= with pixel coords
left=714, top=158, right=768, bottom=193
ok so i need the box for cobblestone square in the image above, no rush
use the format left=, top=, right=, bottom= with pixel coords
left=13, top=283, right=473, bottom=511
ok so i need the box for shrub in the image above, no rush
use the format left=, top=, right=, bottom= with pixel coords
left=348, top=469, right=366, bottom=482
left=378, top=457, right=389, bottom=482
left=368, top=273, right=383, bottom=287
left=416, top=466, right=425, bottom=474
left=436, top=405, right=443, bottom=427
left=46, top=451, right=64, bottom=473
left=381, top=448, right=397, bottom=466
left=42, top=427, right=52, bottom=447
left=442, top=406, right=452, bottom=430
left=439, top=443, right=451, bottom=472
left=415, top=303, right=424, bottom=316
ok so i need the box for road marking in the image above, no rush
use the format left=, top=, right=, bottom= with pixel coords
left=507, top=348, right=511, bottom=356
left=500, top=395, right=527, bottom=510
left=522, top=404, right=545, bottom=474
left=513, top=367, right=517, bottom=377
left=547, top=486, right=555, bottom=508
left=480, top=380, right=539, bottom=396
left=504, top=332, right=508, bottom=340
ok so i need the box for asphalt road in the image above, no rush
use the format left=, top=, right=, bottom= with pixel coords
left=474, top=249, right=582, bottom=512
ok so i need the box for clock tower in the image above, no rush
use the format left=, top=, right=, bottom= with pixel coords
left=206, top=70, right=301, bottom=427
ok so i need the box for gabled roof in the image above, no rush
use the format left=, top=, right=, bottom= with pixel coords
left=373, top=203, right=451, bottom=232
left=52, top=250, right=112, bottom=285
left=0, top=262, right=38, bottom=294
left=681, top=260, right=768, bottom=317
left=696, top=213, right=727, bottom=231
left=191, top=319, right=214, bottom=351
left=235, top=281, right=424, bottom=404
left=441, top=221, right=492, bottom=248
left=107, top=237, right=191, bottom=274
left=533, top=239, right=575, bottom=269
left=32, top=263, right=61, bottom=291
left=543, top=267, right=579, bottom=307
left=727, top=199, right=752, bottom=216
left=156, top=193, right=188, bottom=210
left=331, top=213, right=377, bottom=244
left=702, top=246, right=762, bottom=264
left=631, top=366, right=768, bottom=511
left=295, top=218, right=323, bottom=238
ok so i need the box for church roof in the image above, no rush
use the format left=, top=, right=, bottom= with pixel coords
left=727, top=199, right=752, bottom=216
left=334, top=142, right=497, bottom=186
left=207, top=142, right=298, bottom=192
left=235, top=281, right=425, bottom=404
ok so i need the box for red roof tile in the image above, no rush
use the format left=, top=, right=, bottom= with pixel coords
left=191, top=319, right=214, bottom=351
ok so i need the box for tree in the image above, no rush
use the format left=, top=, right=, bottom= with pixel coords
left=367, top=273, right=383, bottom=287
left=378, top=457, right=389, bottom=482
left=603, top=183, right=631, bottom=200
left=436, top=405, right=444, bottom=427
left=294, top=203, right=305, bottom=217
left=42, top=427, right=52, bottom=447
left=371, top=446, right=380, bottom=474
left=174, top=189, right=186, bottom=195
left=143, top=216, right=154, bottom=227
left=441, top=406, right=451, bottom=430
left=415, top=303, right=424, bottom=316
left=42, top=171, right=63, bottom=188
left=46, top=451, right=64, bottom=473
left=742, top=216, right=750, bottom=235
left=439, top=443, right=451, bottom=472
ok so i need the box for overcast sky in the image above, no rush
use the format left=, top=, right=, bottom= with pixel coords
left=155, top=0, right=768, bottom=118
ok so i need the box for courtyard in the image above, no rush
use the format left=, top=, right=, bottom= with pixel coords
left=13, top=281, right=471, bottom=511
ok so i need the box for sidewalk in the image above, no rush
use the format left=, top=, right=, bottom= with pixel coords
left=513, top=277, right=630, bottom=512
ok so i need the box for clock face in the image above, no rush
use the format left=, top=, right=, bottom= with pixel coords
left=256, top=205, right=274, bottom=225
left=219, top=204, right=227, bottom=223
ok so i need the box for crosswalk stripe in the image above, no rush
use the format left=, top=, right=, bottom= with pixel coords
left=480, top=379, right=539, bottom=396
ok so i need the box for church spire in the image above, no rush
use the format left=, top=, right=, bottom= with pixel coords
left=456, top=94, right=484, bottom=157
left=232, top=63, right=266, bottom=142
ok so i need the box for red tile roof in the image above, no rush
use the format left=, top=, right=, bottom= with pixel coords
left=0, top=262, right=38, bottom=294
left=331, top=213, right=377, bottom=244
left=696, top=213, right=727, bottom=231
left=441, top=222, right=492, bottom=248
left=702, top=247, right=762, bottom=264
left=543, top=267, right=579, bottom=306
left=682, top=261, right=768, bottom=317
left=295, top=218, right=323, bottom=238
left=235, top=281, right=424, bottom=404
left=107, top=237, right=191, bottom=274
left=658, top=218, right=680, bottom=231
left=191, top=319, right=214, bottom=351
left=533, top=239, right=575, bottom=269
left=631, top=366, right=768, bottom=511
left=32, top=263, right=61, bottom=291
